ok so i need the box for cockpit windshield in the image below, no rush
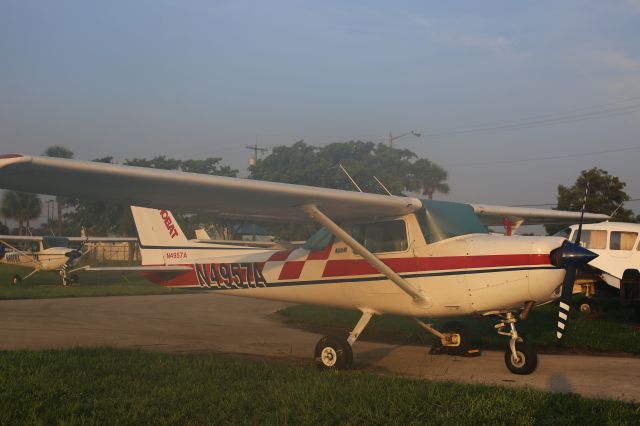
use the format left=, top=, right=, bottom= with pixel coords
left=303, top=227, right=333, bottom=251
left=42, top=236, right=70, bottom=249
left=418, top=200, right=489, bottom=243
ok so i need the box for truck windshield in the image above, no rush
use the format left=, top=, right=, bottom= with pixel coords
left=418, top=200, right=489, bottom=243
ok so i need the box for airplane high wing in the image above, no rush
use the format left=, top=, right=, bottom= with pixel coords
left=470, top=204, right=610, bottom=227
left=0, top=154, right=608, bottom=225
left=0, top=235, right=137, bottom=243
left=0, top=154, right=607, bottom=375
left=0, top=154, right=420, bottom=222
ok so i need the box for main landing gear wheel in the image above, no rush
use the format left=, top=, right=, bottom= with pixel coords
left=70, top=274, right=79, bottom=285
left=314, top=335, right=353, bottom=371
left=504, top=339, right=538, bottom=375
left=11, top=275, right=22, bottom=285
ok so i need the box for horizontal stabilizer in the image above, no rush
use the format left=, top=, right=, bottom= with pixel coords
left=75, top=265, right=192, bottom=273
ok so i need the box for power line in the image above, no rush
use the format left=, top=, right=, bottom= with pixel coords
left=444, top=145, right=640, bottom=167
left=426, top=95, right=640, bottom=139
left=428, top=104, right=640, bottom=139
left=513, top=198, right=640, bottom=207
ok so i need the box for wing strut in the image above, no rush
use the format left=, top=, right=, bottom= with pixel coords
left=302, top=203, right=426, bottom=304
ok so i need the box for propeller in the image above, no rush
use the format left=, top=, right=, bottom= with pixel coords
left=64, top=239, right=88, bottom=265
left=552, top=183, right=596, bottom=341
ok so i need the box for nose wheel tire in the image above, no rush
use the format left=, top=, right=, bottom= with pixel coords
left=504, top=339, right=537, bottom=375
left=314, top=335, right=353, bottom=371
left=11, top=275, right=22, bottom=285
left=576, top=297, right=594, bottom=314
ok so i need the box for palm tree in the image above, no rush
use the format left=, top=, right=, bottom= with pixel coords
left=44, top=146, right=74, bottom=235
left=1, top=191, right=42, bottom=235
left=1, top=191, right=21, bottom=234
left=22, top=193, right=42, bottom=234
left=412, top=158, right=450, bottom=200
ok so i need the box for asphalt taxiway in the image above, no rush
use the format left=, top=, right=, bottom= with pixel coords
left=0, top=294, right=638, bottom=402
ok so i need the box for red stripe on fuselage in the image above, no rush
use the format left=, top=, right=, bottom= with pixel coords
left=268, top=250, right=293, bottom=261
left=141, top=253, right=551, bottom=287
left=307, top=241, right=334, bottom=260
left=322, top=254, right=550, bottom=277
left=278, top=261, right=306, bottom=280
left=142, top=267, right=197, bottom=287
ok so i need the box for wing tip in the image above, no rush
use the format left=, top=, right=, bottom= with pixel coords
left=0, top=153, right=30, bottom=169
left=0, top=153, right=25, bottom=160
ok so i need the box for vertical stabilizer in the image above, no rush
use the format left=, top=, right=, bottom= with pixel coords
left=130, top=206, right=189, bottom=246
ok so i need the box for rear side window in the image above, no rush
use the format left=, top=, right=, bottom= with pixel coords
left=350, top=220, right=408, bottom=253
left=610, top=231, right=638, bottom=250
left=572, top=230, right=606, bottom=249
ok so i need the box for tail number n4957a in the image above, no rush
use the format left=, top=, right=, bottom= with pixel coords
left=195, top=263, right=267, bottom=289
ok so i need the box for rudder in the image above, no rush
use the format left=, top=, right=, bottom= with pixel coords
left=130, top=206, right=189, bottom=247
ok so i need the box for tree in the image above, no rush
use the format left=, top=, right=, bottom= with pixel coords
left=249, top=140, right=442, bottom=196
left=545, top=167, right=636, bottom=235
left=1, top=191, right=21, bottom=234
left=249, top=140, right=450, bottom=239
left=43, top=146, right=74, bottom=235
left=65, top=157, right=135, bottom=236
left=1, top=191, right=42, bottom=235
left=65, top=156, right=239, bottom=238
left=22, top=193, right=42, bottom=232
left=44, top=146, right=74, bottom=159
left=411, top=158, right=450, bottom=199
left=181, top=158, right=238, bottom=177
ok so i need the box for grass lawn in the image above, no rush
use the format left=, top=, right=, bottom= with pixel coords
left=278, top=300, right=640, bottom=354
left=0, top=264, right=188, bottom=299
left=0, top=348, right=637, bottom=425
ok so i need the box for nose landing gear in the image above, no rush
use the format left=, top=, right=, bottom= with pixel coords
left=495, top=312, right=538, bottom=375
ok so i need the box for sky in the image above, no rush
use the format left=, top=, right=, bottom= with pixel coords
left=1, top=0, right=640, bottom=224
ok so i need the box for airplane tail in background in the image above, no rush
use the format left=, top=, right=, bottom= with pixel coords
left=130, top=206, right=189, bottom=247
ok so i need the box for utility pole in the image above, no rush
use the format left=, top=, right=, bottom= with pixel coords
left=246, top=144, right=269, bottom=166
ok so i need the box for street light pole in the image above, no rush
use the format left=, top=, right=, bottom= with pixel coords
left=389, top=130, right=421, bottom=147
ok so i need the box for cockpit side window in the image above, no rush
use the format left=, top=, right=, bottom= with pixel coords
left=348, top=220, right=408, bottom=253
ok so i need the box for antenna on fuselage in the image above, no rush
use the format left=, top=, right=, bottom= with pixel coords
left=373, top=176, right=393, bottom=196
left=338, top=163, right=363, bottom=192
left=609, top=202, right=624, bottom=221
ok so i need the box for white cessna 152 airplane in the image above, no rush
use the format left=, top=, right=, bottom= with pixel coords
left=0, top=154, right=608, bottom=374
left=0, top=234, right=137, bottom=285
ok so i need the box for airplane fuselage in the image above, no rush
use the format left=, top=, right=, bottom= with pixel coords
left=140, top=214, right=566, bottom=318
left=0, top=247, right=76, bottom=272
